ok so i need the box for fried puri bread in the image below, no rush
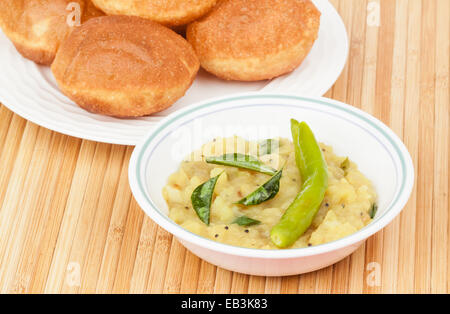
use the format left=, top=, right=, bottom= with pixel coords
left=91, top=0, right=217, bottom=26
left=51, top=16, right=200, bottom=118
left=0, top=0, right=103, bottom=65
left=84, top=0, right=105, bottom=20
left=187, top=0, right=321, bottom=81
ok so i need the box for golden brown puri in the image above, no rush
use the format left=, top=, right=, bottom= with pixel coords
left=0, top=0, right=103, bottom=65
left=51, top=15, right=200, bottom=118
left=187, top=0, right=321, bottom=81
left=84, top=0, right=105, bottom=20
left=91, top=0, right=217, bottom=26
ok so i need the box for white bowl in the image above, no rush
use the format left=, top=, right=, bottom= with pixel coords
left=129, top=93, right=414, bottom=276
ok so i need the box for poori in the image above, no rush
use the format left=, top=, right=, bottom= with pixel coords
left=187, top=0, right=321, bottom=81
left=91, top=0, right=218, bottom=26
left=0, top=0, right=103, bottom=65
left=51, top=15, right=200, bottom=118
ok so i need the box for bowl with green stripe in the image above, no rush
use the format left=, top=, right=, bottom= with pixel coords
left=128, top=92, right=414, bottom=276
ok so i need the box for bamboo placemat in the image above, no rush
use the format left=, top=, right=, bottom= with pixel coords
left=0, top=0, right=448, bottom=294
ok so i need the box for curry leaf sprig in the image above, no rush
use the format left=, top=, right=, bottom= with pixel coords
left=193, top=151, right=282, bottom=226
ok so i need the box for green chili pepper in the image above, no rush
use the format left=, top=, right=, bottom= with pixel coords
left=206, top=153, right=276, bottom=175
left=237, top=169, right=283, bottom=206
left=191, top=173, right=222, bottom=225
left=369, top=203, right=378, bottom=219
left=258, top=139, right=279, bottom=156
left=270, top=120, right=328, bottom=248
left=232, top=216, right=261, bottom=226
left=340, top=157, right=350, bottom=176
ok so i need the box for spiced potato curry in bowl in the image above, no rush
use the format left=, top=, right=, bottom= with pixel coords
left=164, top=127, right=377, bottom=249
left=129, top=93, right=414, bottom=276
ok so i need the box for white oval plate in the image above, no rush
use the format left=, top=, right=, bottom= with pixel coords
left=0, top=0, right=348, bottom=146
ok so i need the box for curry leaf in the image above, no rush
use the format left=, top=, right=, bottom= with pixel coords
left=258, top=139, right=279, bottom=156
left=206, top=153, right=276, bottom=175
left=340, top=157, right=350, bottom=176
left=232, top=216, right=261, bottom=226
left=237, top=169, right=283, bottom=206
left=369, top=203, right=378, bottom=219
left=191, top=173, right=222, bottom=225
